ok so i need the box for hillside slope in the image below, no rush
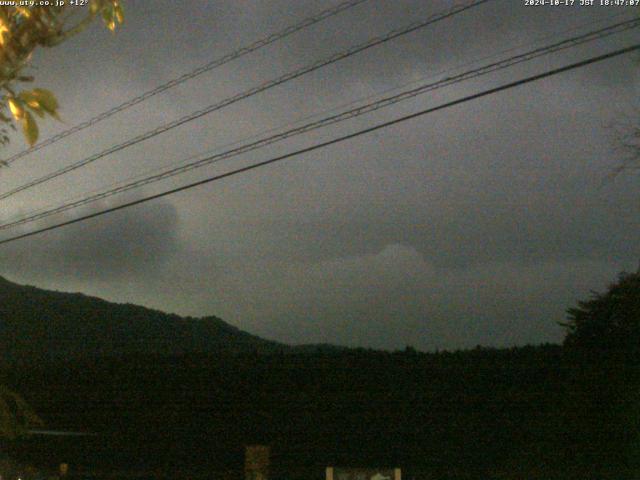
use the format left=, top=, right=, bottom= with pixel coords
left=0, top=275, right=282, bottom=362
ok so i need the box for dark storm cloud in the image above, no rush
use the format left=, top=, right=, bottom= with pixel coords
left=0, top=0, right=638, bottom=350
left=0, top=200, right=179, bottom=281
left=238, top=0, right=639, bottom=94
left=163, top=83, right=638, bottom=268
left=122, top=243, right=622, bottom=350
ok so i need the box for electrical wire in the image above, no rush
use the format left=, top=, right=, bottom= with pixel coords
left=0, top=43, right=636, bottom=247
left=0, top=0, right=490, bottom=201
left=2, top=0, right=372, bottom=166
left=1, top=18, right=637, bottom=232
left=8, top=8, right=629, bottom=225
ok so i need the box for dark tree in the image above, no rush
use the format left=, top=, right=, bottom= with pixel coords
left=561, top=270, right=640, bottom=355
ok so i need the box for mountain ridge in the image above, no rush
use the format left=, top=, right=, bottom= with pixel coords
left=0, top=274, right=285, bottom=362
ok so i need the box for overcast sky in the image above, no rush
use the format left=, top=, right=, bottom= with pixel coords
left=0, top=0, right=638, bottom=351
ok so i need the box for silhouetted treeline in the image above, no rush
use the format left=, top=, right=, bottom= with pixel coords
left=2, top=345, right=638, bottom=480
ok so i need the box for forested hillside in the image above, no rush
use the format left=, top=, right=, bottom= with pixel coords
left=2, top=347, right=637, bottom=480
left=0, top=276, right=281, bottom=361
left=1, top=274, right=638, bottom=479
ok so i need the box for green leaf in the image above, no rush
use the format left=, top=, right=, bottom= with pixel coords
left=18, top=91, right=44, bottom=117
left=89, top=0, right=101, bottom=15
left=102, top=8, right=115, bottom=31
left=8, top=98, right=24, bottom=120
left=21, top=111, right=38, bottom=146
left=18, top=91, right=46, bottom=118
left=114, top=2, right=124, bottom=24
left=18, top=91, right=37, bottom=104
left=30, top=105, right=45, bottom=118
left=31, top=88, right=59, bottom=119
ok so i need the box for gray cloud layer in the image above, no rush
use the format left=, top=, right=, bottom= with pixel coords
left=0, top=0, right=638, bottom=350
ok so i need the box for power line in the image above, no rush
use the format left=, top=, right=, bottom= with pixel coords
left=1, top=0, right=371, bottom=166
left=2, top=19, right=637, bottom=229
left=2, top=18, right=637, bottom=232
left=8, top=9, right=629, bottom=226
left=0, top=0, right=490, bottom=201
left=0, top=44, right=636, bottom=247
